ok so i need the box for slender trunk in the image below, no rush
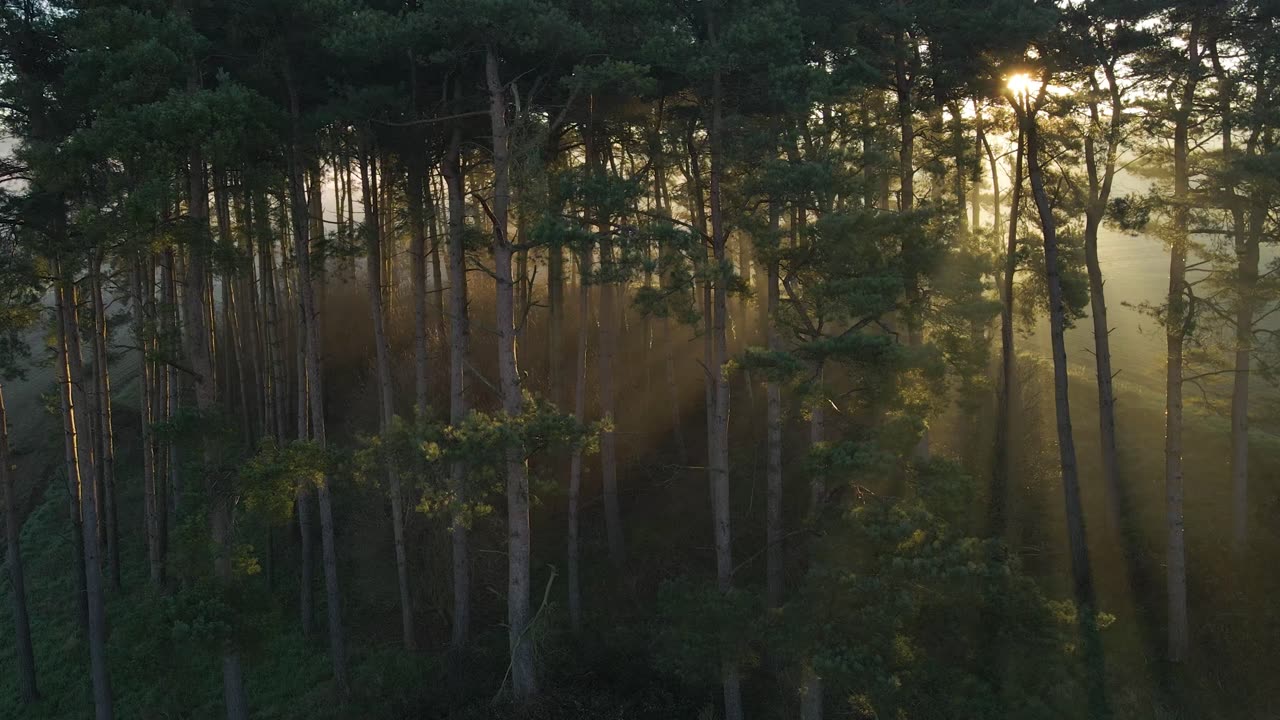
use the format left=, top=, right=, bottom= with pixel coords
left=950, top=100, right=967, bottom=230
left=895, top=33, right=928, bottom=459
left=971, top=105, right=982, bottom=229
left=58, top=279, right=114, bottom=719
left=1166, top=25, right=1200, bottom=663
left=1024, top=105, right=1094, bottom=608
left=286, top=69, right=348, bottom=697
left=586, top=120, right=625, bottom=570
left=1082, top=70, right=1125, bottom=534
left=765, top=204, right=783, bottom=610
left=548, top=139, right=565, bottom=405
left=134, top=258, right=163, bottom=585
left=360, top=137, right=416, bottom=651
left=992, top=124, right=1023, bottom=533
left=488, top=48, right=538, bottom=702
left=57, top=282, right=89, bottom=633
left=407, top=155, right=432, bottom=418
left=184, top=145, right=250, bottom=720
left=982, top=131, right=1001, bottom=234
left=91, top=256, right=120, bottom=591
left=1230, top=200, right=1259, bottom=549
left=152, top=254, right=170, bottom=578
left=1213, top=53, right=1256, bottom=552
left=567, top=247, right=590, bottom=632
left=654, top=156, right=685, bottom=459
left=799, top=364, right=826, bottom=720
left=162, top=251, right=182, bottom=513
left=706, top=27, right=743, bottom=717
left=2, top=383, right=39, bottom=703
left=442, top=125, right=472, bottom=651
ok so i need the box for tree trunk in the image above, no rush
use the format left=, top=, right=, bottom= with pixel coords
left=2, top=382, right=39, bottom=703
left=134, top=258, right=164, bottom=585
left=586, top=119, right=625, bottom=570
left=765, top=205, right=783, bottom=611
left=359, top=136, right=416, bottom=652
left=567, top=246, right=590, bottom=632
left=488, top=48, right=538, bottom=703
left=1166, top=24, right=1200, bottom=662
left=992, top=124, right=1023, bottom=534
left=1213, top=52, right=1255, bottom=552
left=57, top=278, right=114, bottom=719
left=705, top=30, right=743, bottom=717
left=442, top=124, right=472, bottom=652
left=982, top=130, right=1001, bottom=235
left=407, top=154, right=432, bottom=419
left=90, top=256, right=120, bottom=591
left=1024, top=104, right=1095, bottom=609
left=184, top=145, right=250, bottom=720
left=162, top=250, right=182, bottom=513
left=286, top=68, right=348, bottom=697
left=799, top=363, right=826, bottom=720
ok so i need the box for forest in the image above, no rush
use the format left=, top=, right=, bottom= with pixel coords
left=1, top=0, right=1278, bottom=717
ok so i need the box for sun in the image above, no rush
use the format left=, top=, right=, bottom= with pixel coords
left=1006, top=73, right=1041, bottom=99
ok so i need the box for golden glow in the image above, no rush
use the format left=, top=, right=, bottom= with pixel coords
left=1006, top=73, right=1040, bottom=99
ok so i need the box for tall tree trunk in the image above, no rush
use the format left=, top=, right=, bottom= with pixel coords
left=705, top=25, right=743, bottom=717
left=547, top=138, right=565, bottom=406
left=162, top=250, right=182, bottom=513
left=2, top=382, right=39, bottom=703
left=1083, top=70, right=1124, bottom=534
left=1024, top=103, right=1095, bottom=609
left=1230, top=198, right=1259, bottom=550
left=567, top=246, right=590, bottom=632
left=765, top=204, right=783, bottom=611
left=91, top=255, right=120, bottom=591
left=653, top=150, right=685, bottom=459
left=982, top=130, right=1001, bottom=234
left=58, top=278, right=114, bottom=719
left=586, top=118, right=625, bottom=570
left=286, top=68, right=348, bottom=697
left=1213, top=50, right=1256, bottom=552
left=442, top=124, right=472, bottom=652
left=488, top=48, right=537, bottom=702
left=359, top=136, right=416, bottom=652
left=184, top=145, right=250, bottom=719
left=992, top=124, right=1023, bottom=534
left=57, top=282, right=89, bottom=633
left=1166, top=23, right=1200, bottom=663
left=895, top=32, right=928, bottom=459
left=407, top=154, right=432, bottom=418
left=134, top=258, right=164, bottom=585
left=799, top=363, right=826, bottom=720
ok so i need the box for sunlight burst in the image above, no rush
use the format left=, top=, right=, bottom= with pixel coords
left=1006, top=72, right=1041, bottom=99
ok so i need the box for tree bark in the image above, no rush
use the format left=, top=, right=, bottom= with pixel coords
left=1022, top=98, right=1095, bottom=610
left=487, top=47, right=537, bottom=702
left=183, top=144, right=250, bottom=720
left=1166, top=22, right=1200, bottom=662
left=2, top=382, right=39, bottom=703
left=442, top=123, right=472, bottom=652
left=585, top=117, right=626, bottom=570
left=1082, top=69, right=1124, bottom=534
left=991, top=123, right=1023, bottom=534
left=286, top=67, right=348, bottom=697
left=359, top=136, right=416, bottom=652
left=90, top=255, right=120, bottom=591
left=765, top=204, right=783, bottom=611
left=407, top=153, right=432, bottom=419
left=567, top=246, right=590, bottom=632
left=705, top=23, right=743, bottom=716
left=57, top=278, right=114, bottom=719
left=134, top=257, right=164, bottom=585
